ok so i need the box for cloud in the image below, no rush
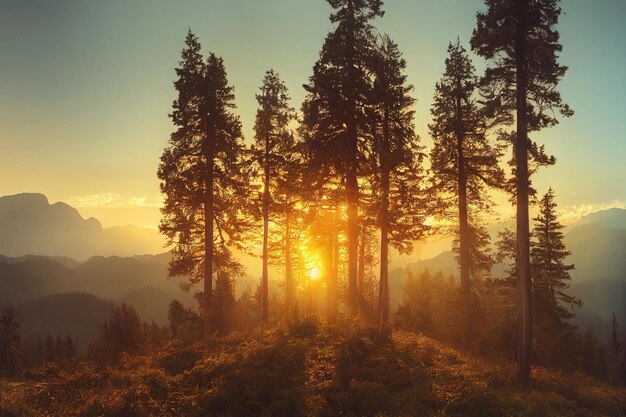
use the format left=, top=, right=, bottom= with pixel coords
left=558, top=200, right=625, bottom=225
left=67, top=193, right=162, bottom=209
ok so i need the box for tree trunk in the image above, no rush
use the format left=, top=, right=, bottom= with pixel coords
left=455, top=81, right=471, bottom=350
left=203, top=122, right=215, bottom=338
left=327, top=215, right=339, bottom=324
left=285, top=210, right=293, bottom=322
left=378, top=106, right=390, bottom=330
left=261, top=138, right=270, bottom=322
left=345, top=0, right=359, bottom=315
left=357, top=230, right=365, bottom=303
left=515, top=0, right=532, bottom=386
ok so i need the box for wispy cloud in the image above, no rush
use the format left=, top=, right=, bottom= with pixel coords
left=558, top=200, right=625, bottom=225
left=67, top=193, right=162, bottom=208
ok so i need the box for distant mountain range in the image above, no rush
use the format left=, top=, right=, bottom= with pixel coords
left=0, top=193, right=165, bottom=260
left=0, top=252, right=195, bottom=322
left=0, top=192, right=624, bottom=343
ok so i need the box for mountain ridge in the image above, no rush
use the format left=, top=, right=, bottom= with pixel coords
left=0, top=193, right=165, bottom=260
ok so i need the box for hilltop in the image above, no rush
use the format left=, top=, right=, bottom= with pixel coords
left=0, top=327, right=624, bottom=417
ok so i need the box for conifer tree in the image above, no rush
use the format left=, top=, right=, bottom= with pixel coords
left=251, top=69, right=295, bottom=322
left=531, top=188, right=580, bottom=329
left=268, top=135, right=304, bottom=322
left=301, top=0, right=384, bottom=314
left=159, top=31, right=251, bottom=335
left=65, top=334, right=76, bottom=361
left=608, top=313, right=622, bottom=385
left=471, top=0, right=573, bottom=384
left=36, top=335, right=44, bottom=366
left=54, top=334, right=65, bottom=364
left=370, top=34, right=428, bottom=329
left=429, top=40, right=504, bottom=348
left=44, top=333, right=54, bottom=363
left=0, top=306, right=22, bottom=373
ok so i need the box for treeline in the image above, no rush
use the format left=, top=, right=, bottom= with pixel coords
left=155, top=0, right=586, bottom=385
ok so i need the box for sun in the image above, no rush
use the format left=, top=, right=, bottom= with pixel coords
left=309, top=267, right=320, bottom=280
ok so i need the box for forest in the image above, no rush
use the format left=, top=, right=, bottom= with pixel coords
left=1, top=0, right=625, bottom=416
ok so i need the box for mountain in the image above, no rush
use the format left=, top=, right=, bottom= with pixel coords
left=569, top=279, right=626, bottom=339
left=568, top=207, right=626, bottom=230
left=566, top=224, right=626, bottom=283
left=0, top=254, right=196, bottom=325
left=0, top=193, right=165, bottom=260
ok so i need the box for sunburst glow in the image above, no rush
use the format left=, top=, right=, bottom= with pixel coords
left=309, top=267, right=320, bottom=280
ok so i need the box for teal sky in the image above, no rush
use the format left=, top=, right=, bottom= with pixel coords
left=0, top=0, right=624, bottom=228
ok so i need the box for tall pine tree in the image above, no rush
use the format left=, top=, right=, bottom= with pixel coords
left=159, top=31, right=251, bottom=336
left=471, top=0, right=573, bottom=385
left=251, top=69, right=295, bottom=322
left=370, top=34, right=428, bottom=330
left=301, top=0, right=383, bottom=314
left=429, top=40, right=504, bottom=349
left=531, top=188, right=580, bottom=324
left=0, top=306, right=22, bottom=373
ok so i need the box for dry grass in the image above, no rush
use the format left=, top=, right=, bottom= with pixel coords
left=0, top=328, right=624, bottom=416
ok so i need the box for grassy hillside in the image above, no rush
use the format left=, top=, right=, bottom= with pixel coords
left=1, top=327, right=623, bottom=417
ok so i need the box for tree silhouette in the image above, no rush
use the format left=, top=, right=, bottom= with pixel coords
left=429, top=40, right=504, bottom=349
left=301, top=0, right=384, bottom=314
left=369, top=34, right=428, bottom=329
left=251, top=69, right=295, bottom=322
left=0, top=306, right=22, bottom=373
left=608, top=313, right=622, bottom=385
left=471, top=0, right=573, bottom=385
left=531, top=188, right=580, bottom=327
left=159, top=31, right=251, bottom=335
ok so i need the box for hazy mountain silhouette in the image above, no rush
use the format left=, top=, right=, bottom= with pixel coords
left=15, top=293, right=116, bottom=351
left=0, top=193, right=165, bottom=260
left=567, top=207, right=626, bottom=230
left=0, top=254, right=196, bottom=326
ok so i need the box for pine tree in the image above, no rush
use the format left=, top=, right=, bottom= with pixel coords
left=105, top=303, right=143, bottom=356
left=65, top=334, right=76, bottom=361
left=429, top=40, right=504, bottom=349
left=44, top=333, right=54, bottom=363
left=268, top=135, right=304, bottom=322
left=251, top=69, right=295, bottom=322
left=168, top=300, right=186, bottom=338
left=0, top=306, right=22, bottom=373
left=159, top=31, right=251, bottom=336
left=471, top=0, right=573, bottom=385
left=531, top=188, right=580, bottom=328
left=36, top=335, right=44, bottom=366
left=608, top=313, right=622, bottom=385
left=582, top=327, right=599, bottom=377
left=369, top=34, right=428, bottom=329
left=54, top=334, right=65, bottom=364
left=301, top=0, right=384, bottom=314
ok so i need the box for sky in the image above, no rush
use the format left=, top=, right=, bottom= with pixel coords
left=1, top=0, right=625, bottom=230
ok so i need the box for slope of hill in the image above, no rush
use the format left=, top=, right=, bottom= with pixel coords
left=0, top=255, right=196, bottom=325
left=0, top=193, right=165, bottom=260
left=15, top=293, right=116, bottom=348
left=0, top=329, right=623, bottom=416
left=566, top=225, right=626, bottom=283
left=119, top=286, right=182, bottom=324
